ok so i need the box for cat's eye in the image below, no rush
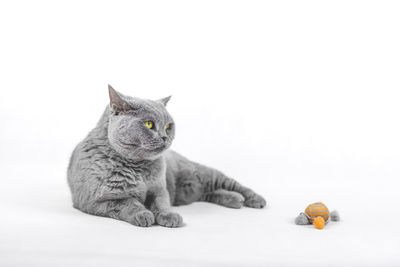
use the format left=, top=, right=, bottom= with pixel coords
left=145, top=121, right=154, bottom=129
left=165, top=124, right=170, bottom=130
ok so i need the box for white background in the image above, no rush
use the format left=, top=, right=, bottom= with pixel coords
left=1, top=1, right=399, bottom=266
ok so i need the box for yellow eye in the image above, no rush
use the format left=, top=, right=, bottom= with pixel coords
left=145, top=121, right=154, bottom=129
left=165, top=124, right=170, bottom=130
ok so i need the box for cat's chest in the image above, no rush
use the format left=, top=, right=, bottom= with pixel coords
left=106, top=157, right=166, bottom=195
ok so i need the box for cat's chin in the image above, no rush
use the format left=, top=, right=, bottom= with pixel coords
left=110, top=139, right=169, bottom=161
left=131, top=151, right=167, bottom=161
left=141, top=147, right=169, bottom=160
left=121, top=147, right=167, bottom=161
left=146, top=145, right=166, bottom=153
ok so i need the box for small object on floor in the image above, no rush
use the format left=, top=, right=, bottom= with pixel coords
left=313, top=216, right=325, bottom=229
left=295, top=202, right=340, bottom=230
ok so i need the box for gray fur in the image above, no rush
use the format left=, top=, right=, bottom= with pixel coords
left=67, top=85, right=266, bottom=227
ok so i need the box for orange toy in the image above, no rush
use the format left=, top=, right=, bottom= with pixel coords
left=313, top=216, right=325, bottom=230
left=295, top=202, right=340, bottom=230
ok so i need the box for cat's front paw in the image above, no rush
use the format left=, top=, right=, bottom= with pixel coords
left=244, top=194, right=266, bottom=209
left=131, top=210, right=155, bottom=227
left=156, top=211, right=183, bottom=228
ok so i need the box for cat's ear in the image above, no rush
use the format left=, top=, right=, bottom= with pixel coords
left=158, top=95, right=172, bottom=106
left=108, top=85, right=132, bottom=113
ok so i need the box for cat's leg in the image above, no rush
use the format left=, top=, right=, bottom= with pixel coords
left=203, top=189, right=245, bottom=209
left=165, top=150, right=266, bottom=209
left=85, top=198, right=155, bottom=227
left=146, top=187, right=183, bottom=228
left=196, top=164, right=266, bottom=209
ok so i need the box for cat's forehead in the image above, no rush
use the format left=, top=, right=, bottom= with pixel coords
left=127, top=97, right=171, bottom=121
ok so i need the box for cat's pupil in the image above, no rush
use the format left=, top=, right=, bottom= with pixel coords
left=145, top=121, right=154, bottom=129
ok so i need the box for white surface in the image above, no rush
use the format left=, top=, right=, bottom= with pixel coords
left=1, top=1, right=400, bottom=266
left=1, top=164, right=399, bottom=267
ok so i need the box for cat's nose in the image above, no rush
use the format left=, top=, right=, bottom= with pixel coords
left=161, top=136, right=168, bottom=142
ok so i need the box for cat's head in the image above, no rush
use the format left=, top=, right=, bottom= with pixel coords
left=107, top=85, right=175, bottom=160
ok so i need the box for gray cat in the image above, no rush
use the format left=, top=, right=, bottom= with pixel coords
left=67, top=85, right=266, bottom=228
